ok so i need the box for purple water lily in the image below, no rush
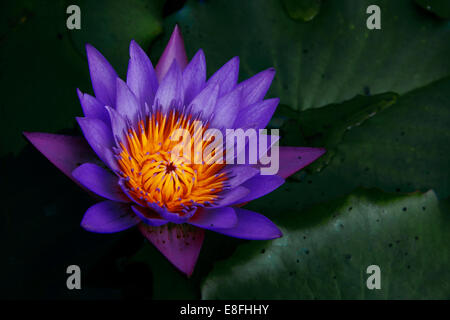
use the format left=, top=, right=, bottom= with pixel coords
left=24, top=26, right=325, bottom=276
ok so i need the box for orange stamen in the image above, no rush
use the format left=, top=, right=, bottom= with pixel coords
left=117, top=110, right=227, bottom=213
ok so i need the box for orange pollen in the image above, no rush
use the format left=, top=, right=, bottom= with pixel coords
left=117, top=110, right=227, bottom=213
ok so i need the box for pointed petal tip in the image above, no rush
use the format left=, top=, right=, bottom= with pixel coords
left=193, top=48, right=206, bottom=62
left=276, top=146, right=327, bottom=179
left=167, top=24, right=185, bottom=50
left=264, top=67, right=276, bottom=78
left=129, top=39, right=143, bottom=57
left=139, top=223, right=204, bottom=277
left=156, top=25, right=188, bottom=80
left=85, top=43, right=100, bottom=58
left=262, top=67, right=276, bottom=79
left=23, top=131, right=40, bottom=146
left=209, top=208, right=282, bottom=240
left=22, top=131, right=31, bottom=139
left=172, top=24, right=182, bottom=35
left=75, top=116, right=85, bottom=125
left=271, top=97, right=280, bottom=104
left=308, top=147, right=327, bottom=159
left=22, top=132, right=102, bottom=191
left=273, top=227, right=283, bottom=239
left=84, top=42, right=118, bottom=107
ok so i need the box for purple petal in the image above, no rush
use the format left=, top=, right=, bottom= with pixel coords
left=209, top=207, right=282, bottom=240
left=23, top=132, right=97, bottom=184
left=126, top=40, right=158, bottom=108
left=85, top=44, right=118, bottom=107
left=210, top=86, right=242, bottom=129
left=81, top=201, right=139, bottom=233
left=237, top=68, right=275, bottom=107
left=188, top=83, right=220, bottom=118
left=226, top=131, right=280, bottom=164
left=183, top=49, right=206, bottom=105
left=132, top=206, right=168, bottom=226
left=213, top=186, right=250, bottom=207
left=77, top=89, right=109, bottom=124
left=99, top=146, right=120, bottom=173
left=188, top=207, right=237, bottom=229
left=154, top=61, right=184, bottom=114
left=277, top=147, right=326, bottom=179
left=155, top=25, right=188, bottom=81
left=234, top=98, right=279, bottom=129
left=236, top=174, right=285, bottom=204
left=116, top=78, right=141, bottom=124
left=76, top=117, right=119, bottom=171
left=118, top=178, right=143, bottom=206
left=205, top=56, right=239, bottom=97
left=105, top=106, right=128, bottom=145
left=146, top=202, right=196, bottom=224
left=256, top=133, right=280, bottom=162
left=225, top=165, right=259, bottom=188
left=72, top=163, right=129, bottom=202
left=139, top=223, right=204, bottom=276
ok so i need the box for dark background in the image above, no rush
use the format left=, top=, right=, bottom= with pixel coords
left=0, top=0, right=449, bottom=299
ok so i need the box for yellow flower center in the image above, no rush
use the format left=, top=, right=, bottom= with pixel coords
left=117, top=110, right=227, bottom=213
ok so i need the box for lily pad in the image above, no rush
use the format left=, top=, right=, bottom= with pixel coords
left=154, top=0, right=450, bottom=111
left=279, top=92, right=398, bottom=172
left=247, top=76, right=450, bottom=221
left=202, top=189, right=450, bottom=299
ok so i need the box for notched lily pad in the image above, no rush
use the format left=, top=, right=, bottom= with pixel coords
left=280, top=92, right=398, bottom=172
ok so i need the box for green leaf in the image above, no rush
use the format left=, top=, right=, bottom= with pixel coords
left=248, top=76, right=450, bottom=221
left=202, top=189, right=450, bottom=299
left=155, top=0, right=450, bottom=111
left=279, top=92, right=398, bottom=172
left=281, top=0, right=322, bottom=22
left=415, top=0, right=450, bottom=19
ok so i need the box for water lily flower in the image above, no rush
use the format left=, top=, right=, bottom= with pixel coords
left=24, top=26, right=325, bottom=276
